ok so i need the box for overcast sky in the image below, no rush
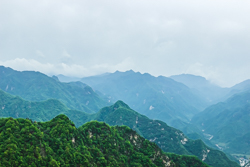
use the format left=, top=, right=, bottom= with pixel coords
left=0, top=0, right=250, bottom=87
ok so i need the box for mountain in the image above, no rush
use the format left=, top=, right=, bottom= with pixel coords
left=227, top=132, right=250, bottom=154
left=90, top=101, right=239, bottom=167
left=0, top=115, right=209, bottom=167
left=228, top=79, right=250, bottom=97
left=0, top=66, right=110, bottom=113
left=80, top=70, right=208, bottom=128
left=0, top=89, right=90, bottom=125
left=0, top=90, right=238, bottom=166
left=191, top=91, right=250, bottom=155
left=170, top=74, right=229, bottom=105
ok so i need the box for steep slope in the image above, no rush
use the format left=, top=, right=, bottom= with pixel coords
left=0, top=90, right=238, bottom=166
left=81, top=70, right=207, bottom=128
left=227, top=132, right=250, bottom=155
left=0, top=66, right=109, bottom=113
left=170, top=74, right=229, bottom=105
left=228, top=79, right=250, bottom=97
left=90, top=101, right=239, bottom=167
left=0, top=89, right=90, bottom=125
left=0, top=115, right=209, bottom=167
left=192, top=91, right=250, bottom=155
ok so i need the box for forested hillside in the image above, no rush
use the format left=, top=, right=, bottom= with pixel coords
left=0, top=115, right=209, bottom=167
left=0, top=89, right=90, bottom=124
left=192, top=91, right=250, bottom=155
left=90, top=101, right=239, bottom=167
left=0, top=90, right=239, bottom=167
left=0, top=66, right=109, bottom=113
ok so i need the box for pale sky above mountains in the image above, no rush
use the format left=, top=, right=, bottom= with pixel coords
left=0, top=0, right=250, bottom=87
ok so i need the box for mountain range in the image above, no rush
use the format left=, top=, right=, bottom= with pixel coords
left=80, top=70, right=208, bottom=129
left=0, top=66, right=110, bottom=113
left=1, top=65, right=250, bottom=166
left=192, top=91, right=250, bottom=155
left=0, top=89, right=239, bottom=167
left=170, top=74, right=250, bottom=106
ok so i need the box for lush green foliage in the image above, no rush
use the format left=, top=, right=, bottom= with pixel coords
left=90, top=101, right=239, bottom=167
left=0, top=66, right=109, bottom=113
left=0, top=115, right=209, bottom=167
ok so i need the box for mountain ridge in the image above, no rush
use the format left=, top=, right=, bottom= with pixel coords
left=0, top=90, right=239, bottom=167
left=0, top=114, right=211, bottom=166
left=80, top=70, right=208, bottom=129
left=0, top=65, right=110, bottom=113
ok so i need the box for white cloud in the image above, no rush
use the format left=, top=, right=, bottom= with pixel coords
left=0, top=57, right=135, bottom=78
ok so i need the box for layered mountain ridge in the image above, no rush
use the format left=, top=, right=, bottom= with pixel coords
left=0, top=90, right=239, bottom=167
left=80, top=70, right=208, bottom=129
left=192, top=91, right=250, bottom=155
left=0, top=66, right=110, bottom=113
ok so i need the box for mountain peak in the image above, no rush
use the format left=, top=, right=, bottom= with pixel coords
left=125, top=69, right=135, bottom=73
left=113, top=100, right=131, bottom=109
left=114, top=69, right=135, bottom=74
left=170, top=74, right=207, bottom=82
left=51, top=114, right=75, bottom=125
left=52, top=75, right=59, bottom=81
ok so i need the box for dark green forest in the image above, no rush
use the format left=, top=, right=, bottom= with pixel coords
left=0, top=115, right=209, bottom=167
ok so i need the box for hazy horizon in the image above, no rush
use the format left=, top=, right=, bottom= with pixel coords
left=1, top=0, right=250, bottom=87
left=1, top=64, right=248, bottom=88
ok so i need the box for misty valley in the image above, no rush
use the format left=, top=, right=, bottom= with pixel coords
left=0, top=65, right=249, bottom=166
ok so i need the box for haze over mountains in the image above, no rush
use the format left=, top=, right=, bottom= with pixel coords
left=0, top=88, right=239, bottom=167
left=1, top=65, right=250, bottom=166
left=170, top=74, right=230, bottom=105
left=80, top=70, right=207, bottom=127
left=192, top=92, right=250, bottom=155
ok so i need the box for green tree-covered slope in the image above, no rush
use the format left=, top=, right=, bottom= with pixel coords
left=191, top=91, right=250, bottom=154
left=80, top=70, right=208, bottom=128
left=227, top=132, right=250, bottom=154
left=0, top=115, right=209, bottom=167
left=0, top=90, right=239, bottom=166
left=0, top=89, right=90, bottom=124
left=90, top=101, right=239, bottom=167
left=0, top=66, right=109, bottom=113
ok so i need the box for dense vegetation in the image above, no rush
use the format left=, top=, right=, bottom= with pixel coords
left=0, top=90, right=239, bottom=167
left=0, top=115, right=209, bottom=167
left=0, top=66, right=109, bottom=113
left=0, top=89, right=90, bottom=124
left=90, top=101, right=239, bottom=167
